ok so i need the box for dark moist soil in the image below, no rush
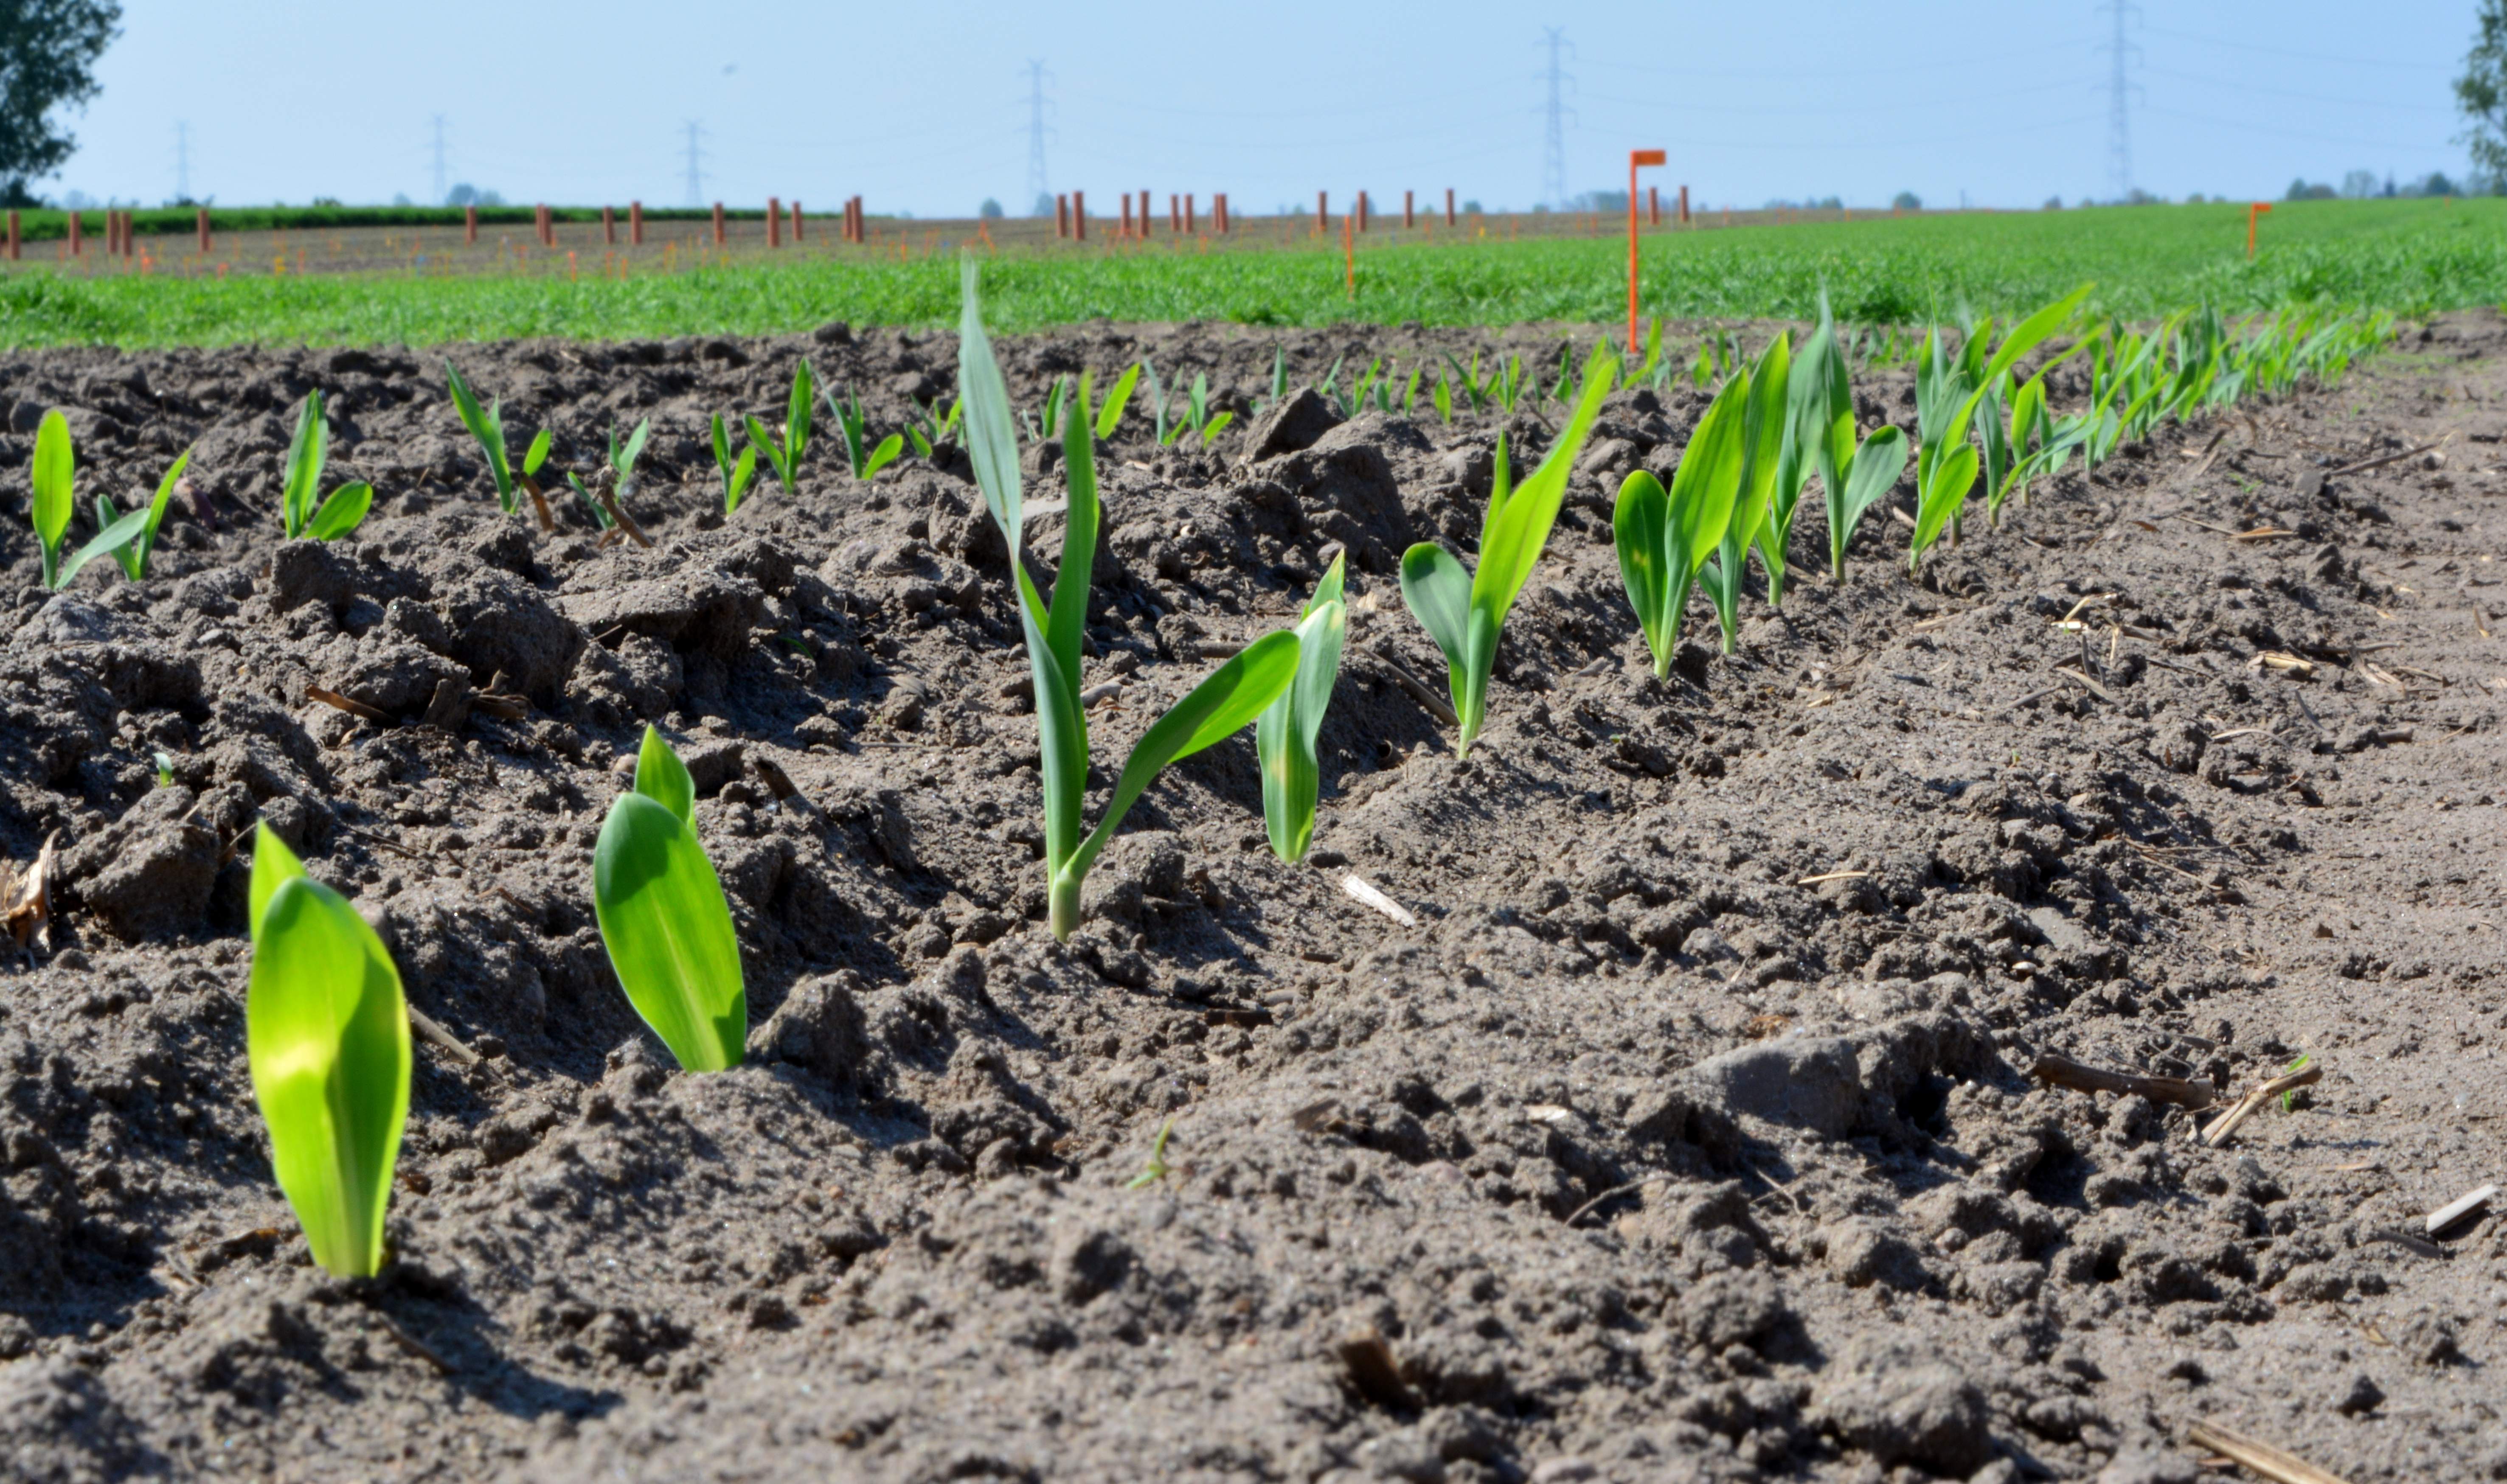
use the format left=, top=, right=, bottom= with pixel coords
left=0, top=311, right=2501, bottom=1484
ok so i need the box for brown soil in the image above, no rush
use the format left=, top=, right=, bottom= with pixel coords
left=0, top=311, right=2499, bottom=1484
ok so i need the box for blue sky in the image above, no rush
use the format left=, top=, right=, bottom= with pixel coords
left=41, top=0, right=2478, bottom=215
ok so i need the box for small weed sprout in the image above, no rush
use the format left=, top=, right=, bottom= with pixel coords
left=1126, top=1119, right=1175, bottom=1189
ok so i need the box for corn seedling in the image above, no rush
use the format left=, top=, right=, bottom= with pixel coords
left=1615, top=368, right=1750, bottom=674
left=710, top=413, right=759, bottom=513
left=1442, top=351, right=1489, bottom=414
left=593, top=726, right=746, bottom=1071
left=280, top=392, right=374, bottom=542
left=1791, top=303, right=1915, bottom=586
left=1255, top=554, right=1348, bottom=863
left=567, top=421, right=645, bottom=529
left=1909, top=286, right=2088, bottom=572
left=1096, top=363, right=1141, bottom=438
left=828, top=387, right=904, bottom=480
left=1761, top=300, right=1844, bottom=607
left=28, top=412, right=149, bottom=590
left=1432, top=369, right=1455, bottom=424
left=1125, top=1118, right=1175, bottom=1189
left=154, top=751, right=174, bottom=787
left=246, top=822, right=410, bottom=1279
left=1251, top=347, right=1288, bottom=416
left=1694, top=334, right=1791, bottom=652
left=1402, top=342, right=1616, bottom=755
left=1490, top=354, right=1526, bottom=414
left=101, top=448, right=194, bottom=581
left=958, top=261, right=1300, bottom=941
left=1400, top=366, right=1422, bottom=414
left=904, top=396, right=963, bottom=460
left=444, top=362, right=526, bottom=515
left=743, top=360, right=815, bottom=495
left=1548, top=343, right=1576, bottom=407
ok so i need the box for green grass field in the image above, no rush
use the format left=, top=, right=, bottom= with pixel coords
left=0, top=197, right=2496, bottom=349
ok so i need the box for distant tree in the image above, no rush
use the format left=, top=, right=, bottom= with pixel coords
left=1462, top=199, right=1482, bottom=213
left=2043, top=195, right=2063, bottom=209
left=2340, top=169, right=2379, bottom=199
left=1031, top=191, right=1055, bottom=217
left=1891, top=190, right=1922, bottom=211
left=2416, top=169, right=2463, bottom=196
left=444, top=182, right=504, bottom=208
left=979, top=197, right=1003, bottom=219
left=2459, top=0, right=2507, bottom=185
left=2285, top=179, right=2336, bottom=201
left=0, top=0, right=122, bottom=208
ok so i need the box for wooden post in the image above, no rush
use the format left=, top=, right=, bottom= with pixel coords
left=1316, top=190, right=1328, bottom=232
left=1680, top=185, right=1691, bottom=224
left=465, top=205, right=478, bottom=244
left=1627, top=149, right=1665, bottom=353
left=1214, top=194, right=1228, bottom=234
left=124, top=210, right=135, bottom=259
left=630, top=201, right=644, bottom=245
left=712, top=202, right=726, bottom=246
left=1446, top=188, right=1456, bottom=227
left=768, top=197, right=781, bottom=247
left=66, top=210, right=80, bottom=255
left=1141, top=189, right=1152, bottom=236
left=1186, top=194, right=1196, bottom=233
left=1167, top=193, right=1178, bottom=234
left=1358, top=191, right=1369, bottom=233
left=792, top=201, right=804, bottom=241
left=1121, top=192, right=1133, bottom=237
left=1648, top=185, right=1659, bottom=226
left=5, top=210, right=17, bottom=261
left=602, top=205, right=616, bottom=245
left=1071, top=189, right=1085, bottom=241
left=197, top=207, right=211, bottom=252
left=1404, top=189, right=1414, bottom=228
left=1056, top=194, right=1069, bottom=237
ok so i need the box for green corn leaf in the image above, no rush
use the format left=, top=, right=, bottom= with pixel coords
left=445, top=363, right=514, bottom=510
left=1257, top=555, right=1348, bottom=863
left=1613, top=470, right=1673, bottom=670
left=120, top=447, right=191, bottom=580
left=1909, top=443, right=1980, bottom=569
left=1198, top=411, right=1235, bottom=447
left=1066, top=630, right=1300, bottom=885
left=1433, top=373, right=1453, bottom=424
left=521, top=428, right=549, bottom=478
left=957, top=259, right=1023, bottom=561
left=56, top=504, right=152, bottom=589
left=1486, top=432, right=1511, bottom=527
left=1143, top=359, right=1170, bottom=444
left=282, top=393, right=327, bottom=539
left=906, top=424, right=933, bottom=460
left=726, top=447, right=759, bottom=513
left=594, top=790, right=746, bottom=1073
left=616, top=419, right=651, bottom=479
left=711, top=413, right=734, bottom=474
left=1838, top=426, right=1909, bottom=550
left=30, top=409, right=72, bottom=587
left=1473, top=342, right=1616, bottom=623
left=1669, top=372, right=1751, bottom=583
left=862, top=433, right=905, bottom=479
left=305, top=483, right=373, bottom=542
left=245, top=822, right=410, bottom=1279
left=633, top=723, right=695, bottom=826
left=1096, top=363, right=1141, bottom=439
left=1269, top=345, right=1287, bottom=405
left=742, top=414, right=787, bottom=486
left=786, top=360, right=815, bottom=470
left=1189, top=373, right=1210, bottom=432
left=1399, top=542, right=1473, bottom=685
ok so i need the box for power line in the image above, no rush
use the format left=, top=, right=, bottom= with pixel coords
left=683, top=121, right=707, bottom=208
left=2097, top=0, right=2141, bottom=201
left=1540, top=27, right=1574, bottom=209
left=1023, top=61, right=1054, bottom=214
left=2139, top=65, right=2453, bottom=112
left=2141, top=23, right=2448, bottom=71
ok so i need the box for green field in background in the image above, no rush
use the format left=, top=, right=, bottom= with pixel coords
left=0, top=197, right=2497, bottom=350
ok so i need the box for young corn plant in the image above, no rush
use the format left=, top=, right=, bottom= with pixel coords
left=1909, top=286, right=2089, bottom=572
left=1157, top=371, right=1234, bottom=448
left=28, top=412, right=153, bottom=590
left=744, top=361, right=815, bottom=495
left=593, top=726, right=745, bottom=1071
left=568, top=422, right=647, bottom=529
left=1760, top=300, right=1843, bottom=606
left=246, top=822, right=411, bottom=1279
left=101, top=448, right=195, bottom=581
left=958, top=262, right=1300, bottom=941
left=827, top=387, right=904, bottom=479
left=1615, top=367, right=1751, bottom=674
left=1401, top=342, right=1617, bottom=756
left=708, top=414, right=759, bottom=513
left=1096, top=364, right=1141, bottom=438
left=1255, top=554, right=1348, bottom=864
left=444, top=362, right=527, bottom=515
left=1695, top=334, right=1792, bottom=651
left=280, top=392, right=374, bottom=542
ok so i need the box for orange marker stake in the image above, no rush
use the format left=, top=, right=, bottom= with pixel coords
left=1627, top=149, right=1666, bottom=352
left=2246, top=201, right=2273, bottom=260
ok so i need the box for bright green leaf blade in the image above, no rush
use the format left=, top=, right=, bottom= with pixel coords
left=523, top=429, right=552, bottom=478
left=249, top=819, right=308, bottom=945
left=1259, top=598, right=1346, bottom=863
left=1911, top=443, right=1981, bottom=564
left=1070, top=630, right=1300, bottom=882
left=957, top=259, right=1023, bottom=559
left=1473, top=341, right=1617, bottom=620
left=1045, top=378, right=1102, bottom=693
left=787, top=361, right=815, bottom=462
left=305, top=484, right=373, bottom=542
left=247, top=873, right=410, bottom=1279
left=1841, top=426, right=1911, bottom=531
left=618, top=419, right=651, bottom=474
left=711, top=413, right=732, bottom=472
left=1096, top=363, right=1141, bottom=440
left=1307, top=550, right=1347, bottom=617
left=634, top=724, right=696, bottom=826
left=1199, top=411, right=1235, bottom=447
left=1669, top=372, right=1752, bottom=578
left=56, top=505, right=154, bottom=588
left=1613, top=469, right=1673, bottom=667
left=862, top=433, right=905, bottom=479
left=1730, top=334, right=1792, bottom=558
left=284, top=393, right=327, bottom=537
left=1399, top=541, right=1472, bottom=675
left=31, top=410, right=72, bottom=566
left=593, top=793, right=747, bottom=1073
left=132, top=446, right=192, bottom=577
left=1016, top=589, right=1088, bottom=875
left=728, top=447, right=759, bottom=511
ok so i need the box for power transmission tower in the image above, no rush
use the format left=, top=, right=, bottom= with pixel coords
left=683, top=121, right=707, bottom=208
left=2096, top=0, right=2141, bottom=202
left=430, top=115, right=447, bottom=204
left=1023, top=61, right=1055, bottom=215
left=174, top=121, right=189, bottom=201
left=1540, top=28, right=1574, bottom=210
